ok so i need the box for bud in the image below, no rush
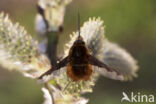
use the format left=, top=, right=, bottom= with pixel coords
left=36, top=0, right=72, bottom=32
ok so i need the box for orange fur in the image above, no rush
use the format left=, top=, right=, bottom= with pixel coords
left=67, top=64, right=92, bottom=81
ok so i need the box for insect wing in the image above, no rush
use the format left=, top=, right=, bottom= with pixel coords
left=89, top=55, right=124, bottom=81
left=38, top=56, right=69, bottom=79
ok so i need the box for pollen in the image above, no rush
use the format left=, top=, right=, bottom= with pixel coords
left=38, top=62, right=43, bottom=69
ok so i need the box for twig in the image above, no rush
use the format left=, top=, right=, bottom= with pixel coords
left=45, top=29, right=62, bottom=103
left=46, top=31, right=59, bottom=66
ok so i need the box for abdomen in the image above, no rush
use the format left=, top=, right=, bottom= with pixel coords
left=67, top=63, right=92, bottom=81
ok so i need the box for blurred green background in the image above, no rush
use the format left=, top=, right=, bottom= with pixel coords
left=0, top=0, right=156, bottom=104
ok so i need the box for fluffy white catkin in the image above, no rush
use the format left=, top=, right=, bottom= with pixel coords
left=0, top=13, right=50, bottom=78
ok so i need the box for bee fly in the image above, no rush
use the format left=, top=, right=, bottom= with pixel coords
left=39, top=13, right=121, bottom=81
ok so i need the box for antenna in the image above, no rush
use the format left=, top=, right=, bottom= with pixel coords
left=78, top=11, right=80, bottom=37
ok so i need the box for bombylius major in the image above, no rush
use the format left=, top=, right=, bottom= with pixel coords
left=38, top=12, right=121, bottom=81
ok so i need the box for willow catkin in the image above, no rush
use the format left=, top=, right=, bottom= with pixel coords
left=0, top=13, right=50, bottom=78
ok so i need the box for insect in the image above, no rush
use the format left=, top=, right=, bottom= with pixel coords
left=38, top=13, right=121, bottom=81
